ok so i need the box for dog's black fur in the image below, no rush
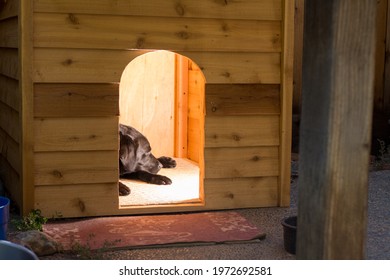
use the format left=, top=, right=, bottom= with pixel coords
left=118, top=123, right=176, bottom=196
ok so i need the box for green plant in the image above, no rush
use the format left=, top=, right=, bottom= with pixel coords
left=377, top=139, right=390, bottom=163
left=12, top=209, right=48, bottom=231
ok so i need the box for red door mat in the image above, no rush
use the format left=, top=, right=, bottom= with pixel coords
left=43, top=211, right=266, bottom=251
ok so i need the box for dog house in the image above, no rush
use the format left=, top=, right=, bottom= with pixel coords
left=0, top=0, right=294, bottom=218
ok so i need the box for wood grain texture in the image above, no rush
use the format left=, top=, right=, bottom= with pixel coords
left=35, top=183, right=119, bottom=218
left=0, top=75, right=19, bottom=112
left=0, top=17, right=18, bottom=48
left=298, top=0, right=376, bottom=259
left=33, top=13, right=281, bottom=52
left=0, top=0, right=18, bottom=20
left=206, top=84, right=280, bottom=116
left=34, top=117, right=118, bottom=152
left=119, top=51, right=176, bottom=157
left=205, top=146, right=279, bottom=179
left=33, top=0, right=282, bottom=21
left=0, top=48, right=18, bottom=79
left=34, top=151, right=118, bottom=186
left=204, top=177, right=279, bottom=209
left=205, top=115, right=280, bottom=148
left=34, top=83, right=119, bottom=117
left=33, top=48, right=281, bottom=84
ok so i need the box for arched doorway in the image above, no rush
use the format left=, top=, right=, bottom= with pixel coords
left=118, top=51, right=205, bottom=207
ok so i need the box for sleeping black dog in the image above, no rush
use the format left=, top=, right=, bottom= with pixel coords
left=118, top=123, right=176, bottom=196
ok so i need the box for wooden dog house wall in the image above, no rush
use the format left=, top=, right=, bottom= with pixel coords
left=0, top=0, right=294, bottom=218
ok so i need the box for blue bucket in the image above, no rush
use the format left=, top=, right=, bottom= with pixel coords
left=0, top=196, right=10, bottom=240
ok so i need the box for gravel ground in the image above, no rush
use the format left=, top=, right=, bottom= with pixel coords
left=37, top=168, right=390, bottom=260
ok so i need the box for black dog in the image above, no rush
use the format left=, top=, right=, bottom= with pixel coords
left=118, top=123, right=176, bottom=196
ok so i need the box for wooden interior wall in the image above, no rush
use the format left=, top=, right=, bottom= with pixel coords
left=0, top=0, right=22, bottom=207
left=30, top=0, right=290, bottom=217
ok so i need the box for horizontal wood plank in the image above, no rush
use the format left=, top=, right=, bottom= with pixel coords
left=204, top=177, right=278, bottom=209
left=33, top=0, right=282, bottom=21
left=34, top=117, right=118, bottom=152
left=0, top=101, right=20, bottom=142
left=34, top=13, right=281, bottom=52
left=34, top=150, right=118, bottom=186
left=0, top=75, right=19, bottom=111
left=0, top=127, right=20, bottom=173
left=206, top=84, right=280, bottom=115
left=0, top=0, right=18, bottom=20
left=0, top=17, right=18, bottom=48
left=204, top=146, right=279, bottom=179
left=205, top=115, right=280, bottom=148
left=0, top=48, right=19, bottom=79
left=34, top=48, right=281, bottom=84
left=35, top=183, right=119, bottom=218
left=34, top=83, right=119, bottom=117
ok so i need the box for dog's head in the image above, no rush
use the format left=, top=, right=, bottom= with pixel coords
left=119, top=125, right=162, bottom=174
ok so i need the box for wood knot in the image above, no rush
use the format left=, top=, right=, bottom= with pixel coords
left=175, top=3, right=185, bottom=16
left=136, top=37, right=145, bottom=48
left=62, top=59, right=73, bottom=66
left=78, top=199, right=86, bottom=212
left=67, top=13, right=80, bottom=25
left=232, top=134, right=241, bottom=142
left=176, top=31, right=190, bottom=40
left=225, top=192, right=234, bottom=199
left=52, top=170, right=63, bottom=178
left=252, top=155, right=261, bottom=162
left=211, top=106, right=218, bottom=112
left=222, top=71, right=231, bottom=78
left=69, top=136, right=80, bottom=141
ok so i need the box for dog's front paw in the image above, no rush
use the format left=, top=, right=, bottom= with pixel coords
left=118, top=182, right=131, bottom=196
left=158, top=156, right=176, bottom=168
left=149, top=174, right=172, bottom=185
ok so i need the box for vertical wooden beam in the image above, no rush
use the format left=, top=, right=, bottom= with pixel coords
left=175, top=54, right=189, bottom=158
left=293, top=0, right=305, bottom=114
left=19, top=0, right=34, bottom=215
left=384, top=0, right=390, bottom=112
left=279, top=0, right=295, bottom=207
left=297, top=0, right=376, bottom=259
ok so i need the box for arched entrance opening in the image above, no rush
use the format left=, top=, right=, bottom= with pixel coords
left=119, top=50, right=205, bottom=208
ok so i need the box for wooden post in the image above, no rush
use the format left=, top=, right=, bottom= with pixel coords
left=297, top=0, right=376, bottom=259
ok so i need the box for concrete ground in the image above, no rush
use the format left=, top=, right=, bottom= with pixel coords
left=39, top=168, right=390, bottom=260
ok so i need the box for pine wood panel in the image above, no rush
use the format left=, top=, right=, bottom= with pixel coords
left=205, top=115, right=280, bottom=148
left=34, top=117, right=118, bottom=152
left=34, top=13, right=281, bottom=52
left=34, top=151, right=118, bottom=186
left=204, top=177, right=278, bottom=209
left=35, top=183, right=119, bottom=218
left=0, top=17, right=18, bottom=48
left=174, top=55, right=189, bottom=157
left=0, top=75, right=19, bottom=111
left=34, top=83, right=119, bottom=117
left=33, top=0, right=282, bottom=21
left=187, top=63, right=206, bottom=164
left=0, top=0, right=18, bottom=20
left=33, top=48, right=281, bottom=84
left=206, top=84, right=280, bottom=115
left=204, top=146, right=279, bottom=179
left=119, top=51, right=176, bottom=158
left=0, top=48, right=18, bottom=79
